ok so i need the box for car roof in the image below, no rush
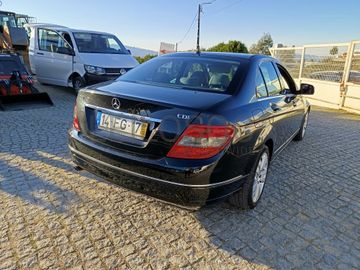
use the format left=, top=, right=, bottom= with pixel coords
left=24, top=23, right=114, bottom=36
left=162, top=52, right=274, bottom=62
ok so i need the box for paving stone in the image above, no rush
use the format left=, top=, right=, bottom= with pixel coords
left=0, top=83, right=359, bottom=269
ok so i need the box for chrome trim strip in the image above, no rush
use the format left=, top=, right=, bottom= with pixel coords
left=69, top=145, right=247, bottom=188
left=84, top=103, right=162, bottom=123
left=256, top=95, right=284, bottom=101
left=273, top=128, right=300, bottom=156
left=256, top=93, right=297, bottom=102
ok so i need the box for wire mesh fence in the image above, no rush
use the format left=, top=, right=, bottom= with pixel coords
left=271, top=41, right=360, bottom=112
left=302, top=45, right=348, bottom=83
left=348, top=43, right=360, bottom=84
left=270, top=48, right=303, bottom=79
left=270, top=42, right=360, bottom=84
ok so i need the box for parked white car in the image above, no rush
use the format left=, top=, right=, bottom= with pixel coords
left=25, top=23, right=138, bottom=92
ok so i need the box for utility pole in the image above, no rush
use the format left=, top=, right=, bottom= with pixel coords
left=196, top=4, right=201, bottom=53
left=196, top=1, right=215, bottom=54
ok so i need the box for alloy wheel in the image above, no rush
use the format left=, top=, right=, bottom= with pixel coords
left=252, top=151, right=269, bottom=203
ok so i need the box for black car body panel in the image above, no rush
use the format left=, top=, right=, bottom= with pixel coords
left=68, top=52, right=311, bottom=207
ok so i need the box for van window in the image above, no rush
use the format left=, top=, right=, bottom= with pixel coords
left=73, top=32, right=128, bottom=54
left=62, top=32, right=73, bottom=48
left=108, top=37, right=121, bottom=51
left=38, top=28, right=71, bottom=53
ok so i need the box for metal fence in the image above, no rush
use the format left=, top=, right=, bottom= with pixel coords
left=270, top=41, right=360, bottom=113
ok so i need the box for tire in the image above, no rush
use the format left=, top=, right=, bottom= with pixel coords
left=229, top=146, right=270, bottom=209
left=294, top=111, right=309, bottom=141
left=72, top=76, right=85, bottom=94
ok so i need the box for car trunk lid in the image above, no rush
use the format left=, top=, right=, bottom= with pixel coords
left=76, top=81, right=231, bottom=159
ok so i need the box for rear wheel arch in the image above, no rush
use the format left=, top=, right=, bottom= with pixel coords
left=229, top=145, right=270, bottom=209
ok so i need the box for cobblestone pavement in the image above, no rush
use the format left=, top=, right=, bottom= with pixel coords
left=0, top=83, right=360, bottom=270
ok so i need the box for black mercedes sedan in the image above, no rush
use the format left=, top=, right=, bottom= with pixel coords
left=68, top=52, right=314, bottom=209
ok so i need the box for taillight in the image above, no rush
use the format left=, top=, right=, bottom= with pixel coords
left=73, top=104, right=80, bottom=131
left=167, top=124, right=235, bottom=159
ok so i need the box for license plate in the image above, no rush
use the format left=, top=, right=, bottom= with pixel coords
left=96, top=112, right=148, bottom=139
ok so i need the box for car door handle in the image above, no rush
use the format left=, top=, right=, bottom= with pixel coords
left=270, top=103, right=281, bottom=112
left=37, top=52, right=44, bottom=55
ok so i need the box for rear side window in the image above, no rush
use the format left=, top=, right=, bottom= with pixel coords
left=118, top=57, right=243, bottom=93
left=255, top=68, right=268, bottom=98
left=259, top=62, right=282, bottom=96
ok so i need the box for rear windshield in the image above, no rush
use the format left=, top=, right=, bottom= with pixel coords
left=0, top=60, right=27, bottom=75
left=118, top=56, right=243, bottom=93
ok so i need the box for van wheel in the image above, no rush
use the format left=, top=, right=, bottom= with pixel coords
left=72, top=76, right=85, bottom=94
left=229, top=147, right=270, bottom=210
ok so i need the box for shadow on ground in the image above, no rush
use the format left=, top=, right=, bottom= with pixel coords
left=0, top=157, right=79, bottom=214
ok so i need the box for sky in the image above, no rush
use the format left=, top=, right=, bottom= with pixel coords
left=2, top=0, right=360, bottom=52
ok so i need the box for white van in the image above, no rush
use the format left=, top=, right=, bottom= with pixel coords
left=26, top=24, right=138, bottom=92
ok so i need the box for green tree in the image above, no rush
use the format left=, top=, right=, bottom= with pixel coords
left=330, top=46, right=338, bottom=56
left=249, top=33, right=274, bottom=55
left=135, top=54, right=157, bottom=64
left=207, top=40, right=248, bottom=53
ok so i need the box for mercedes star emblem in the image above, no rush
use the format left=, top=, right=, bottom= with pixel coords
left=111, top=98, right=121, bottom=110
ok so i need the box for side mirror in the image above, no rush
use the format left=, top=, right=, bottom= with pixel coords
left=127, top=49, right=131, bottom=55
left=299, top=83, right=314, bottom=95
left=57, top=47, right=75, bottom=56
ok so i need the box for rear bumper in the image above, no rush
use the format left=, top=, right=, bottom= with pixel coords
left=68, top=129, right=248, bottom=207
